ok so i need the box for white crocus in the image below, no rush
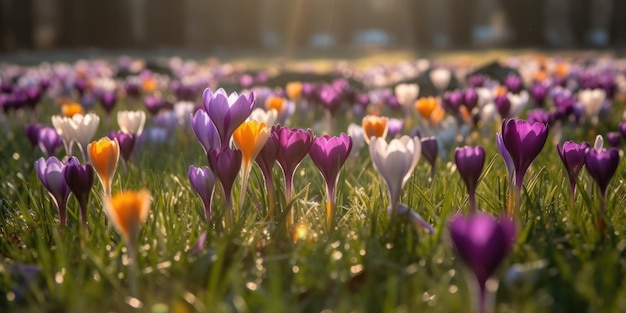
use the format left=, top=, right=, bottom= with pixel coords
left=578, top=89, right=606, bottom=125
left=51, top=115, right=74, bottom=156
left=248, top=107, right=278, bottom=126
left=506, top=90, right=529, bottom=118
left=369, top=136, right=421, bottom=211
left=347, top=123, right=365, bottom=158
left=174, top=101, right=196, bottom=128
left=430, top=68, right=451, bottom=92
left=394, top=83, right=419, bottom=107
left=67, top=113, right=100, bottom=163
left=117, top=110, right=146, bottom=135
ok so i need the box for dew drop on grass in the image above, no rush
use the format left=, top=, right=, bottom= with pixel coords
left=359, top=249, right=366, bottom=256
left=55, top=268, right=65, bottom=284
left=448, top=269, right=455, bottom=277
left=331, top=251, right=343, bottom=261
left=350, top=264, right=363, bottom=274
left=300, top=169, right=305, bottom=177
left=246, top=282, right=258, bottom=291
left=125, top=296, right=143, bottom=309
left=12, top=153, right=19, bottom=160
left=292, top=265, right=299, bottom=273
left=6, top=292, right=15, bottom=302
left=385, top=243, right=393, bottom=249
left=448, top=285, right=458, bottom=294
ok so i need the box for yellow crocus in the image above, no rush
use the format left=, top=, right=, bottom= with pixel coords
left=88, top=137, right=120, bottom=197
left=62, top=102, right=84, bottom=117
left=104, top=190, right=151, bottom=244
left=265, top=96, right=287, bottom=114
left=285, top=81, right=303, bottom=101
left=415, top=97, right=445, bottom=125
left=361, top=115, right=388, bottom=144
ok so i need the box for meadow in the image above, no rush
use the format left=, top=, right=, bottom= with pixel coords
left=1, top=52, right=626, bottom=313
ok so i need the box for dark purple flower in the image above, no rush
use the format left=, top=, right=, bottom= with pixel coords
left=501, top=119, right=549, bottom=190
left=526, top=109, right=552, bottom=125
left=35, top=157, right=71, bottom=225
left=191, top=110, right=221, bottom=158
left=188, top=165, right=216, bottom=222
left=37, top=127, right=63, bottom=157
left=504, top=74, right=523, bottom=94
left=63, top=156, right=94, bottom=228
left=585, top=148, right=619, bottom=202
left=530, top=83, right=548, bottom=107
left=97, top=90, right=117, bottom=115
left=255, top=131, right=280, bottom=214
left=24, top=123, right=44, bottom=150
left=275, top=126, right=315, bottom=201
left=386, top=118, right=404, bottom=140
left=455, top=146, right=485, bottom=212
left=318, top=84, right=343, bottom=115
left=145, top=95, right=166, bottom=116
left=467, top=74, right=487, bottom=88
left=557, top=141, right=590, bottom=199
left=204, top=88, right=255, bottom=147
left=606, top=132, right=621, bottom=148
left=442, top=90, right=463, bottom=113
left=449, top=214, right=516, bottom=313
left=239, top=74, right=254, bottom=89
left=620, top=123, right=626, bottom=141
left=309, top=133, right=352, bottom=228
left=108, top=131, right=136, bottom=163
left=420, top=137, right=438, bottom=179
left=208, top=147, right=242, bottom=223
left=597, top=73, right=616, bottom=99
left=463, top=89, right=479, bottom=112
left=495, top=95, right=511, bottom=119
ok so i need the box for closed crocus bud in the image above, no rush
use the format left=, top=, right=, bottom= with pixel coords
left=442, top=90, right=464, bottom=113
left=191, top=110, right=221, bottom=160
left=109, top=131, right=136, bottom=164
left=208, top=147, right=242, bottom=227
left=104, top=190, right=151, bottom=245
left=51, top=115, right=75, bottom=156
left=67, top=113, right=101, bottom=163
left=37, top=127, right=63, bottom=157
left=449, top=214, right=516, bottom=313
left=204, top=88, right=255, bottom=147
left=430, top=68, right=451, bottom=92
left=557, top=141, right=590, bottom=201
left=454, top=146, right=485, bottom=212
left=361, top=115, right=388, bottom=144
left=369, top=136, right=421, bottom=212
left=347, top=123, right=365, bottom=158
left=63, top=156, right=94, bottom=228
left=504, top=74, right=524, bottom=94
left=578, top=89, right=606, bottom=125
left=463, top=89, right=479, bottom=112
left=275, top=126, right=315, bottom=202
left=188, top=165, right=216, bottom=222
left=117, top=110, right=146, bottom=136
left=255, top=132, right=280, bottom=215
left=585, top=148, right=619, bottom=205
left=495, top=95, right=511, bottom=119
left=501, top=119, right=549, bottom=192
left=35, top=156, right=71, bottom=225
left=606, top=132, right=621, bottom=148
left=88, top=137, right=120, bottom=197
left=285, top=81, right=303, bottom=101
left=233, top=120, right=271, bottom=208
left=394, top=83, right=419, bottom=107
left=420, top=137, right=438, bottom=179
left=530, top=83, right=548, bottom=106
left=24, top=123, right=43, bottom=150
left=619, top=123, right=626, bottom=141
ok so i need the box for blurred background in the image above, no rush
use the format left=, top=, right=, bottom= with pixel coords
left=1, top=0, right=625, bottom=54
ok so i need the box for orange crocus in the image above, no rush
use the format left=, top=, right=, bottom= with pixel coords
left=88, top=137, right=120, bottom=197
left=142, top=77, right=157, bottom=93
left=61, top=102, right=84, bottom=117
left=415, top=97, right=445, bottom=125
left=233, top=121, right=270, bottom=208
left=266, top=96, right=287, bottom=114
left=104, top=190, right=151, bottom=244
left=362, top=115, right=388, bottom=144
left=285, top=81, right=303, bottom=101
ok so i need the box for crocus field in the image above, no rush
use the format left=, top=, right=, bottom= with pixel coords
left=1, top=53, right=626, bottom=313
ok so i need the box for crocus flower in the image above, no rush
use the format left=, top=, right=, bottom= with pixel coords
left=415, top=97, right=445, bottom=126
left=65, top=113, right=101, bottom=163
left=24, top=123, right=43, bottom=151
left=420, top=137, right=438, bottom=179
left=248, top=107, right=278, bottom=126
left=449, top=214, right=516, bottom=313
left=430, top=68, right=451, bottom=92
left=442, top=90, right=463, bottom=114
left=188, top=165, right=216, bottom=222
left=88, top=137, right=120, bottom=197
left=606, top=132, right=621, bottom=148
left=455, top=146, right=485, bottom=213
left=37, top=127, right=63, bottom=157
left=361, top=115, right=388, bottom=144
left=61, top=102, right=84, bottom=117
left=63, top=156, right=94, bottom=228
left=309, top=133, right=352, bottom=229
left=578, top=89, right=606, bottom=126
left=232, top=120, right=270, bottom=209
left=463, top=89, right=479, bottom=112
left=254, top=132, right=279, bottom=216
left=35, top=156, right=71, bottom=225
left=208, top=147, right=242, bottom=228
left=394, top=83, right=419, bottom=107
left=501, top=119, right=549, bottom=215
left=347, top=123, right=365, bottom=158
left=585, top=148, right=619, bottom=216
left=504, top=74, right=523, bottom=94
left=97, top=90, right=117, bottom=116
left=117, top=110, right=146, bottom=136
left=264, top=96, right=294, bottom=125
left=51, top=115, right=75, bottom=156
left=191, top=110, right=221, bottom=158
left=285, top=81, right=303, bottom=101
left=386, top=118, right=404, bottom=140
left=619, top=123, right=626, bottom=141
left=108, top=131, right=136, bottom=170
left=204, top=88, right=255, bottom=147
left=556, top=141, right=590, bottom=204
left=369, top=136, right=421, bottom=212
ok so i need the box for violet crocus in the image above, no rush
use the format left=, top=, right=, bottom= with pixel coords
left=204, top=88, right=255, bottom=147
left=37, top=127, right=63, bottom=157
left=504, top=74, right=523, bottom=94
left=619, top=123, right=626, bottom=141
left=108, top=131, right=136, bottom=171
left=585, top=148, right=619, bottom=219
left=309, top=133, right=352, bottom=229
left=188, top=165, right=216, bottom=223
left=191, top=110, right=221, bottom=159
left=35, top=156, right=71, bottom=225
left=24, top=123, right=43, bottom=152
left=63, top=156, right=94, bottom=228
left=420, top=137, right=438, bottom=179
left=606, top=132, right=621, bottom=148
left=501, top=119, right=549, bottom=215
left=449, top=214, right=516, bottom=313
left=208, top=147, right=242, bottom=228
left=556, top=141, right=590, bottom=205
left=255, top=132, right=279, bottom=217
left=455, top=146, right=486, bottom=213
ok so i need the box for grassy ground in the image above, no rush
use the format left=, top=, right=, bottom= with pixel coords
left=1, top=55, right=626, bottom=312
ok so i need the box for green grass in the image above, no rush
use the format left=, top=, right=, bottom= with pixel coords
left=1, top=91, right=626, bottom=313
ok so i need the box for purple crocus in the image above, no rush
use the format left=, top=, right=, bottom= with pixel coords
left=204, top=88, right=255, bottom=147
left=463, top=88, right=479, bottom=112
left=275, top=126, right=315, bottom=202
left=188, top=165, right=216, bottom=223
left=309, top=133, right=352, bottom=229
left=108, top=131, right=136, bottom=170
left=449, top=214, right=516, bottom=313
left=501, top=119, right=549, bottom=192
left=556, top=141, right=590, bottom=204
left=37, top=127, right=63, bottom=157
left=97, top=90, right=117, bottom=116
left=495, top=95, right=511, bottom=119
left=606, top=132, right=621, bottom=148
left=24, top=123, right=43, bottom=151
left=207, top=147, right=242, bottom=228
left=420, top=137, right=438, bottom=179
left=619, top=123, right=626, bottom=141
left=504, top=74, right=523, bottom=94
left=255, top=132, right=279, bottom=216
left=63, top=156, right=94, bottom=228
left=442, top=90, right=463, bottom=114
left=454, top=146, right=486, bottom=213
left=530, top=83, right=548, bottom=107
left=191, top=110, right=221, bottom=160
left=35, top=157, right=71, bottom=225
left=386, top=118, right=404, bottom=140
left=585, top=148, right=619, bottom=216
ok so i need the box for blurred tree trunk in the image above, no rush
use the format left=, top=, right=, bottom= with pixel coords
left=410, top=0, right=430, bottom=48
left=451, top=0, right=475, bottom=47
left=501, top=0, right=545, bottom=46
left=610, top=0, right=626, bottom=45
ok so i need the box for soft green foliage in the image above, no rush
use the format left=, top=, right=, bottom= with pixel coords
left=1, top=94, right=626, bottom=313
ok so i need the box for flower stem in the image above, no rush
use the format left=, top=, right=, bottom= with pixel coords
left=326, top=184, right=335, bottom=231
left=285, top=172, right=294, bottom=229
left=468, top=192, right=477, bottom=213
